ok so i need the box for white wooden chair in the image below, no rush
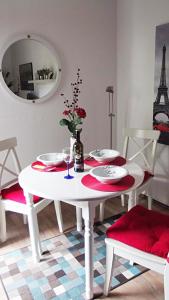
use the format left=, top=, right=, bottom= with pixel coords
left=0, top=137, right=63, bottom=260
left=104, top=205, right=169, bottom=300
left=99, top=128, right=160, bottom=221
left=121, top=128, right=160, bottom=210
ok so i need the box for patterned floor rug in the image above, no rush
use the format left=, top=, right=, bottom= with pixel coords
left=0, top=214, right=147, bottom=300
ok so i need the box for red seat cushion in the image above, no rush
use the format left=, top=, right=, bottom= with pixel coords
left=1, top=183, right=42, bottom=204
left=106, top=205, right=169, bottom=259
left=142, top=170, right=153, bottom=184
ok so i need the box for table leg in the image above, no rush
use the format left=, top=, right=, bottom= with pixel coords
left=82, top=203, right=95, bottom=300
left=76, top=207, right=82, bottom=232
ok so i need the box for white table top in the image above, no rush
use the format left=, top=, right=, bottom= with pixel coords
left=19, top=161, right=144, bottom=202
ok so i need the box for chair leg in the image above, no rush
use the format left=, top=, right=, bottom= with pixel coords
left=128, top=191, right=136, bottom=211
left=127, top=192, right=136, bottom=265
left=164, top=262, right=169, bottom=300
left=37, top=230, right=42, bottom=256
left=54, top=201, right=64, bottom=233
left=0, top=205, right=7, bottom=242
left=148, top=195, right=152, bottom=210
left=99, top=202, right=105, bottom=222
left=121, top=194, right=125, bottom=207
left=134, top=190, right=139, bottom=205
left=23, top=215, right=27, bottom=224
left=27, top=208, right=40, bottom=263
left=104, top=241, right=115, bottom=296
left=76, top=207, right=82, bottom=232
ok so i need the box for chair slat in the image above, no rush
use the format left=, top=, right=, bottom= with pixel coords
left=0, top=137, right=17, bottom=152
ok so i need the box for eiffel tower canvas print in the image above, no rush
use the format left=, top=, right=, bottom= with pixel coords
left=154, top=23, right=169, bottom=145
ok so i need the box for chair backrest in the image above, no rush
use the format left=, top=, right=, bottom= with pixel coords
left=0, top=137, right=21, bottom=193
left=123, top=128, right=160, bottom=174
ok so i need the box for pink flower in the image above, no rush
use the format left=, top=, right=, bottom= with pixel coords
left=63, top=110, right=70, bottom=116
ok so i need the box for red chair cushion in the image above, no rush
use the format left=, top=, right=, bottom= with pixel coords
left=106, top=205, right=169, bottom=259
left=142, top=170, right=153, bottom=184
left=1, top=183, right=42, bottom=204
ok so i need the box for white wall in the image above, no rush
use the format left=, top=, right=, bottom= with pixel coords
left=117, top=0, right=169, bottom=205
left=0, top=0, right=116, bottom=166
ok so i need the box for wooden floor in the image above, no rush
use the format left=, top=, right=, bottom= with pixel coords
left=0, top=196, right=167, bottom=300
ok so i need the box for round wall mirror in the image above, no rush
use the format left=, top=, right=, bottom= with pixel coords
left=0, top=34, right=61, bottom=103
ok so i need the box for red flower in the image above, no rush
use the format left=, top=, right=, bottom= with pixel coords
left=63, top=110, right=70, bottom=116
left=75, top=107, right=86, bottom=118
left=59, top=69, right=87, bottom=134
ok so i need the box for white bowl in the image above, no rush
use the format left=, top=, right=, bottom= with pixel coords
left=37, top=153, right=64, bottom=166
left=89, top=149, right=120, bottom=163
left=90, top=165, right=128, bottom=184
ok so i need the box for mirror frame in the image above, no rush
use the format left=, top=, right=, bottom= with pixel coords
left=0, top=33, right=61, bottom=104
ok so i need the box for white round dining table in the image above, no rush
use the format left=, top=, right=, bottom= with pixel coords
left=19, top=160, right=144, bottom=300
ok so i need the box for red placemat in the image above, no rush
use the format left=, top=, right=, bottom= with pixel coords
left=31, top=161, right=73, bottom=172
left=81, top=174, right=135, bottom=192
left=84, top=156, right=126, bottom=167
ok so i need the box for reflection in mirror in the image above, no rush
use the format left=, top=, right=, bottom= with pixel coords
left=1, top=35, right=61, bottom=103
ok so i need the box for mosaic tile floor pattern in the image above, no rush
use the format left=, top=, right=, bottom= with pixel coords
left=0, top=214, right=147, bottom=300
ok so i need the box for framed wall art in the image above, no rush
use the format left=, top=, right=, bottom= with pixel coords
left=153, top=23, right=169, bottom=145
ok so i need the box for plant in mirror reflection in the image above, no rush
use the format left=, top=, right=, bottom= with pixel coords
left=59, top=68, right=86, bottom=135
